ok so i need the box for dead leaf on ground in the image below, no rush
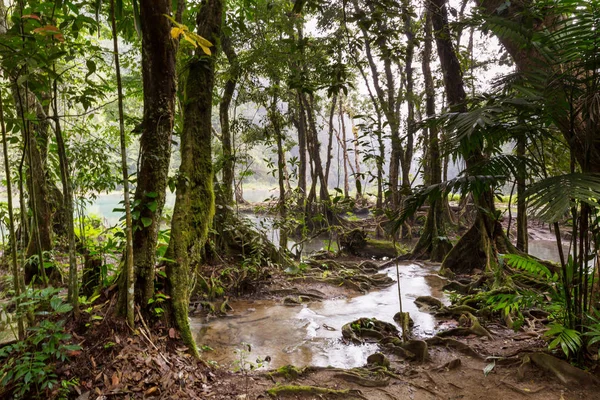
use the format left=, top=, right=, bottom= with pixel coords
left=144, top=386, right=159, bottom=397
left=111, top=372, right=120, bottom=387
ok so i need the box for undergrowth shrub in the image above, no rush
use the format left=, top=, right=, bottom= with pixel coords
left=0, top=287, right=80, bottom=399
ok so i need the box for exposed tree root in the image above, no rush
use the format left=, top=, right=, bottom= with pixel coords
left=436, top=312, right=493, bottom=339
left=266, top=385, right=367, bottom=399
left=334, top=370, right=391, bottom=387
left=522, top=353, right=600, bottom=387
left=425, top=336, right=484, bottom=359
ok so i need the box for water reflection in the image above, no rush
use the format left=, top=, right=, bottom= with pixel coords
left=192, top=262, right=445, bottom=369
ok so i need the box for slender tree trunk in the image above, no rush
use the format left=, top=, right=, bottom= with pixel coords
left=131, top=0, right=178, bottom=307
left=270, top=87, right=288, bottom=248
left=303, top=95, right=330, bottom=204
left=338, top=97, right=350, bottom=197
left=111, top=0, right=135, bottom=328
left=219, top=34, right=238, bottom=205
left=516, top=135, right=528, bottom=252
left=0, top=83, right=24, bottom=339
left=349, top=113, right=362, bottom=199
left=400, top=2, right=415, bottom=194
left=297, top=94, right=307, bottom=204
left=324, top=93, right=338, bottom=186
left=165, top=0, right=221, bottom=357
left=52, top=73, right=78, bottom=314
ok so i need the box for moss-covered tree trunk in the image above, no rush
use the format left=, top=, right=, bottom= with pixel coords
left=11, top=84, right=57, bottom=284
left=130, top=0, right=177, bottom=307
left=410, top=5, right=452, bottom=262
left=165, top=0, right=221, bottom=357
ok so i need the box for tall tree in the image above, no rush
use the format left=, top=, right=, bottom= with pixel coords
left=409, top=6, right=452, bottom=261
left=130, top=0, right=178, bottom=307
left=165, top=0, right=222, bottom=356
left=431, top=0, right=515, bottom=275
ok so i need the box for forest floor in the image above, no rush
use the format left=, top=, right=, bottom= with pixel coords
left=3, top=213, right=599, bottom=399
left=73, top=273, right=597, bottom=399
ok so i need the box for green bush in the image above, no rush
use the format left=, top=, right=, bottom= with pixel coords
left=0, top=288, right=80, bottom=399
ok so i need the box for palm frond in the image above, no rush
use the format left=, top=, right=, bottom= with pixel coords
left=526, top=173, right=600, bottom=223
left=390, top=174, right=504, bottom=232
left=500, top=253, right=553, bottom=280
left=467, top=154, right=540, bottom=181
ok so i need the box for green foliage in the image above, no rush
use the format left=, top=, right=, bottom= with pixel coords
left=0, top=288, right=80, bottom=399
left=500, top=254, right=555, bottom=281
left=147, top=292, right=170, bottom=317
left=545, top=323, right=582, bottom=358
left=526, top=173, right=600, bottom=223
left=583, top=313, right=600, bottom=354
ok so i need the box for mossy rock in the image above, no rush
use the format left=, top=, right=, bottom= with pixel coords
left=366, top=352, right=390, bottom=368
left=342, top=318, right=399, bottom=344
left=414, top=295, right=443, bottom=310
left=339, top=229, right=368, bottom=254
left=283, top=296, right=302, bottom=306
left=269, top=365, right=306, bottom=380
left=400, top=340, right=428, bottom=362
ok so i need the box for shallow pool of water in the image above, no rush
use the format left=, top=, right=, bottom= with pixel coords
left=192, top=262, right=447, bottom=370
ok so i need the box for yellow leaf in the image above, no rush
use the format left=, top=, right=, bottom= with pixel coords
left=199, top=44, right=212, bottom=56
left=171, top=27, right=184, bottom=39
left=189, top=32, right=213, bottom=49
left=181, top=33, right=197, bottom=48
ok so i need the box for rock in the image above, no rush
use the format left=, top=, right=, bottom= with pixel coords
left=283, top=296, right=301, bottom=306
left=400, top=340, right=428, bottom=362
left=393, top=312, right=415, bottom=328
left=414, top=295, right=443, bottom=310
left=342, top=318, right=399, bottom=344
left=367, top=352, right=390, bottom=367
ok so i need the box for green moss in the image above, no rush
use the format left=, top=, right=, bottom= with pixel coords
left=269, top=365, right=306, bottom=380
left=266, top=385, right=362, bottom=398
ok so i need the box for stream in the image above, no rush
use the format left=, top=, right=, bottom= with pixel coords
left=191, top=262, right=448, bottom=370
left=191, top=227, right=567, bottom=370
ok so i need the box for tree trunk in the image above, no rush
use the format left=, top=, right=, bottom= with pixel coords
left=410, top=7, right=452, bottom=262
left=297, top=94, right=307, bottom=205
left=131, top=0, right=178, bottom=307
left=430, top=0, right=514, bottom=275
left=111, top=0, right=136, bottom=328
left=516, top=135, right=528, bottom=252
left=12, top=83, right=55, bottom=284
left=400, top=2, right=415, bottom=194
left=324, top=93, right=337, bottom=187
left=269, top=87, right=288, bottom=248
left=0, top=79, right=24, bottom=339
left=338, top=96, right=350, bottom=197
left=219, top=34, right=238, bottom=205
left=165, top=0, right=221, bottom=357
left=52, top=76, right=78, bottom=314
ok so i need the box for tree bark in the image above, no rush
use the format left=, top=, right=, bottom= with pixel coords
left=131, top=0, right=178, bottom=307
left=516, top=135, right=528, bottom=252
left=165, top=0, right=221, bottom=357
left=430, top=0, right=515, bottom=275
left=219, top=34, right=238, bottom=205
left=410, top=7, right=452, bottom=262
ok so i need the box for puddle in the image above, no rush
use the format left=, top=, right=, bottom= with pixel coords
left=192, top=262, right=447, bottom=369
